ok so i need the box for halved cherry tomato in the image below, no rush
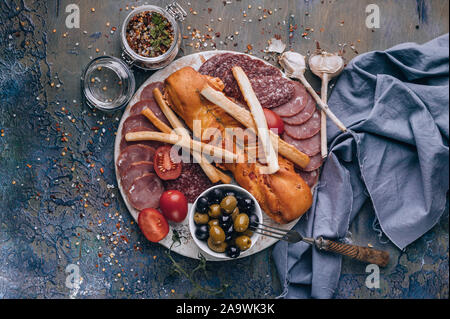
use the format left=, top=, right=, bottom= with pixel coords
left=263, top=108, right=284, bottom=135
left=153, top=145, right=182, bottom=180
left=159, top=190, right=188, bottom=223
left=138, top=208, right=169, bottom=243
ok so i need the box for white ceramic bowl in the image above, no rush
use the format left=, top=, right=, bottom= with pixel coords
left=188, top=184, right=262, bottom=260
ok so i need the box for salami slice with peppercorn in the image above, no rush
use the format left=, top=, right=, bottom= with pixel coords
left=284, top=109, right=321, bottom=140
left=282, top=132, right=321, bottom=156
left=127, top=173, right=164, bottom=210
left=271, top=82, right=309, bottom=117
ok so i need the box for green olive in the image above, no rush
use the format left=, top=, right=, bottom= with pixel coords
left=231, top=207, right=240, bottom=221
left=234, top=213, right=249, bottom=232
left=207, top=237, right=228, bottom=253
left=220, top=195, right=237, bottom=213
left=235, top=235, right=252, bottom=251
left=209, top=225, right=225, bottom=244
left=208, top=219, right=219, bottom=228
left=193, top=212, right=209, bottom=225
left=208, top=204, right=222, bottom=218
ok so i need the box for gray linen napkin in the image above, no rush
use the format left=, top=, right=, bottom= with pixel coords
left=273, top=34, right=449, bottom=298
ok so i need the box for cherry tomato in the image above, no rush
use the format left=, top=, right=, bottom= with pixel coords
left=153, top=145, right=182, bottom=180
left=263, top=108, right=284, bottom=135
left=159, top=190, right=188, bottom=223
left=138, top=208, right=169, bottom=242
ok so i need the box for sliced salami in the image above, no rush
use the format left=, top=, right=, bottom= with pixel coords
left=162, top=162, right=214, bottom=203
left=301, top=153, right=323, bottom=172
left=122, top=114, right=157, bottom=136
left=117, top=144, right=156, bottom=175
left=140, top=81, right=164, bottom=101
left=297, top=169, right=320, bottom=187
left=281, top=94, right=316, bottom=124
left=127, top=173, right=164, bottom=211
left=271, top=82, right=309, bottom=117
left=282, top=132, right=321, bottom=156
left=284, top=109, right=321, bottom=140
left=199, top=53, right=285, bottom=107
left=248, top=76, right=295, bottom=108
left=120, top=126, right=162, bottom=152
left=120, top=161, right=154, bottom=192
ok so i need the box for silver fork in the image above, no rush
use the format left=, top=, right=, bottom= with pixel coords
left=250, top=222, right=390, bottom=267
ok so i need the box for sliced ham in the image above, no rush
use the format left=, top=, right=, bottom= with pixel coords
left=284, top=109, right=321, bottom=140
left=271, top=82, right=309, bottom=117
left=116, top=144, right=156, bottom=175
left=127, top=173, right=164, bottom=210
left=122, top=114, right=157, bottom=136
left=282, top=132, right=321, bottom=156
left=140, top=81, right=164, bottom=101
left=120, top=161, right=154, bottom=192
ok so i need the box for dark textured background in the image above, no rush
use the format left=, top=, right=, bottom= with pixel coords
left=0, top=0, right=448, bottom=298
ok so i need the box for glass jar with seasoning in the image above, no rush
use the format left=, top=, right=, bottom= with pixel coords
left=120, top=3, right=186, bottom=70
left=81, top=3, right=186, bottom=112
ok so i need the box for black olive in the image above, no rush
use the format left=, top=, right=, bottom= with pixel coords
left=195, top=224, right=209, bottom=241
left=196, top=196, right=209, bottom=214
left=208, top=188, right=223, bottom=203
left=223, top=222, right=234, bottom=235
left=219, top=213, right=232, bottom=227
left=249, top=213, right=260, bottom=227
left=238, top=197, right=255, bottom=214
left=225, top=245, right=241, bottom=258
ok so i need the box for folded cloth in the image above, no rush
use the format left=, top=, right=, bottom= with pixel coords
left=273, top=34, right=449, bottom=299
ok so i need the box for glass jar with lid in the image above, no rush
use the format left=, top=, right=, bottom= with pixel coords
left=81, top=3, right=186, bottom=112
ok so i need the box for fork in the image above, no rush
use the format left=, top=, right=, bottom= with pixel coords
left=250, top=222, right=390, bottom=267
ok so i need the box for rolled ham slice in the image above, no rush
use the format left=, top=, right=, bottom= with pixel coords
left=127, top=173, right=164, bottom=210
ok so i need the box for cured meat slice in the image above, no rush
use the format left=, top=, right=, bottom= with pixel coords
left=199, top=53, right=287, bottom=107
left=248, top=76, right=295, bottom=108
left=280, top=94, right=316, bottom=124
left=300, top=153, right=323, bottom=172
left=284, top=110, right=321, bottom=140
left=120, top=126, right=162, bottom=152
left=120, top=161, right=154, bottom=192
left=117, top=144, right=156, bottom=175
left=162, top=162, right=214, bottom=203
left=271, top=82, right=309, bottom=116
left=297, top=169, right=320, bottom=188
left=129, top=99, right=170, bottom=126
left=282, top=132, right=321, bottom=157
left=122, top=114, right=157, bottom=135
left=127, top=173, right=164, bottom=210
left=140, top=81, right=164, bottom=101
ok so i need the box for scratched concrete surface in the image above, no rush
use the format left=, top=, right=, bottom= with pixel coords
left=0, top=0, right=448, bottom=299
